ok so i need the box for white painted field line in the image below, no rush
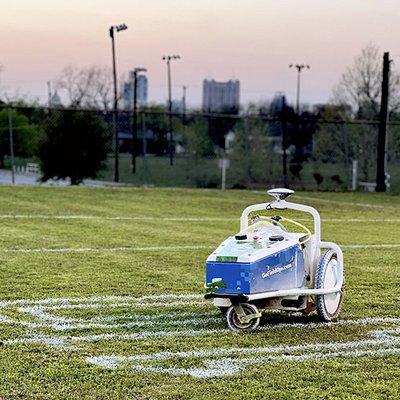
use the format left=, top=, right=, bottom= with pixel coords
left=71, top=317, right=400, bottom=343
left=86, top=325, right=400, bottom=364
left=0, top=293, right=203, bottom=309
left=344, top=244, right=400, bottom=249
left=86, top=326, right=400, bottom=377
left=291, top=195, right=387, bottom=209
left=3, top=315, right=399, bottom=344
left=17, top=305, right=220, bottom=331
left=92, top=310, right=212, bottom=322
left=2, top=242, right=400, bottom=254
left=1, top=244, right=214, bottom=254
left=0, top=214, right=233, bottom=222
left=86, top=347, right=400, bottom=379
left=2, top=213, right=400, bottom=224
left=251, top=190, right=392, bottom=209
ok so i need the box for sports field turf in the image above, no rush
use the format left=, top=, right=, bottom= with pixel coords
left=0, top=186, right=399, bottom=399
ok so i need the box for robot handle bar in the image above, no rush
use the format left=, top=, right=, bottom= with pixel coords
left=240, top=199, right=321, bottom=245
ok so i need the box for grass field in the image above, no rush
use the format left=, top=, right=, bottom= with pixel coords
left=0, top=186, right=399, bottom=399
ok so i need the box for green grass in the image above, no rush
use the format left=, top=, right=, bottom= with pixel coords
left=0, top=187, right=399, bottom=399
left=99, top=155, right=400, bottom=193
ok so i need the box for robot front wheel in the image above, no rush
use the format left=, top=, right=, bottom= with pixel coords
left=315, top=249, right=345, bottom=321
left=226, top=303, right=261, bottom=332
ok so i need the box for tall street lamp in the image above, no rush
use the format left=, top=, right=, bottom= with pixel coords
left=289, top=64, right=310, bottom=115
left=109, top=23, right=128, bottom=182
left=131, top=67, right=147, bottom=174
left=162, top=55, right=180, bottom=166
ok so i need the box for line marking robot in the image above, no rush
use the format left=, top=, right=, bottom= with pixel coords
left=205, top=188, right=344, bottom=331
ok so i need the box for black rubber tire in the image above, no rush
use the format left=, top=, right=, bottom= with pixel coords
left=315, top=250, right=344, bottom=321
left=226, top=303, right=260, bottom=332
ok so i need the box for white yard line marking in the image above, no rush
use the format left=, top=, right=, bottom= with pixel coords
left=0, top=214, right=233, bottom=222
left=87, top=325, right=400, bottom=378
left=2, top=243, right=400, bottom=254
left=251, top=191, right=392, bottom=209
left=0, top=293, right=202, bottom=308
left=344, top=244, right=400, bottom=249
left=1, top=213, right=400, bottom=223
left=0, top=245, right=214, bottom=254
left=291, top=195, right=387, bottom=209
left=1, top=293, right=399, bottom=378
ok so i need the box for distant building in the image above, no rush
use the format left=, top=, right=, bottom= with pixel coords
left=270, top=93, right=287, bottom=115
left=202, top=79, right=240, bottom=113
left=168, top=99, right=183, bottom=113
left=123, top=72, right=148, bottom=110
left=50, top=90, right=62, bottom=107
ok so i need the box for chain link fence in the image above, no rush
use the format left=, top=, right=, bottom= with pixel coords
left=0, top=104, right=399, bottom=192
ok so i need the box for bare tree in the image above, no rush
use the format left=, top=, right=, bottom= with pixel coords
left=90, top=66, right=113, bottom=110
left=56, top=65, right=116, bottom=110
left=332, top=43, right=400, bottom=118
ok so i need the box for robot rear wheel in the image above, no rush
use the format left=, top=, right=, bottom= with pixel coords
left=315, top=250, right=345, bottom=321
left=226, top=303, right=261, bottom=332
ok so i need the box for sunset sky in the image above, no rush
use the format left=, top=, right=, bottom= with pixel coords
left=1, top=0, right=399, bottom=107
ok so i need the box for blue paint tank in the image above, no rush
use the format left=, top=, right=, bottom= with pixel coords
left=205, top=245, right=305, bottom=295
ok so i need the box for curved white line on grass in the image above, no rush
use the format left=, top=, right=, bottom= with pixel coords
left=17, top=305, right=220, bottom=331
left=88, top=347, right=400, bottom=378
left=87, top=326, right=400, bottom=378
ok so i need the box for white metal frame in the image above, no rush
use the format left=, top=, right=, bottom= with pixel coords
left=239, top=196, right=344, bottom=302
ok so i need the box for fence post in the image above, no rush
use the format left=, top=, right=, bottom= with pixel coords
left=8, top=105, right=15, bottom=185
left=351, top=160, right=358, bottom=191
left=376, top=51, right=390, bottom=192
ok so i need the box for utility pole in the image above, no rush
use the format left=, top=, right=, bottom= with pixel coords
left=109, top=23, right=128, bottom=183
left=281, top=96, right=288, bottom=188
left=162, top=55, right=180, bottom=166
left=376, top=51, right=390, bottom=192
left=289, top=64, right=310, bottom=115
left=131, top=68, right=147, bottom=173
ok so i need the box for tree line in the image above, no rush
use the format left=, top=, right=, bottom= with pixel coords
left=0, top=43, right=399, bottom=188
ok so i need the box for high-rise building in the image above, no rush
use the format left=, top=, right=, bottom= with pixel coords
left=123, top=71, right=148, bottom=110
left=202, top=79, right=240, bottom=113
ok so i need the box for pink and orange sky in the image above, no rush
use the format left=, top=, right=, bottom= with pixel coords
left=1, top=0, right=399, bottom=107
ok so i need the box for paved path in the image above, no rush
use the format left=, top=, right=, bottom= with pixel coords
left=0, top=169, right=122, bottom=187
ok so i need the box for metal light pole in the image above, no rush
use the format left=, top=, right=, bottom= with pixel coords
left=131, top=67, right=147, bottom=174
left=376, top=52, right=390, bottom=192
left=162, top=55, right=180, bottom=166
left=289, top=64, right=310, bottom=115
left=109, top=23, right=128, bottom=182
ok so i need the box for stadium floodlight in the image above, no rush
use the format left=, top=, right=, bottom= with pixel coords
left=115, top=23, right=128, bottom=32
left=162, top=54, right=182, bottom=166
left=289, top=64, right=311, bottom=115
left=109, top=23, right=128, bottom=182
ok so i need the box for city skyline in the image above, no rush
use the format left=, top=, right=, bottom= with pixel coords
left=1, top=0, right=400, bottom=107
